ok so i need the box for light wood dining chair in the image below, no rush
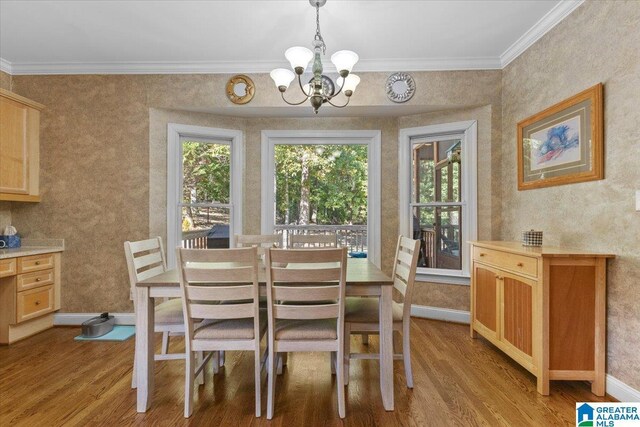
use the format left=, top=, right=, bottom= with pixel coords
left=343, top=236, right=420, bottom=388
left=125, top=237, right=186, bottom=389
left=177, top=246, right=267, bottom=418
left=290, top=233, right=338, bottom=248
left=234, top=234, right=281, bottom=256
left=265, top=247, right=348, bottom=419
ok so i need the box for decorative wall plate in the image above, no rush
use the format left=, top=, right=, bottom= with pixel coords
left=386, top=72, right=416, bottom=103
left=226, top=75, right=255, bottom=104
left=309, top=75, right=335, bottom=97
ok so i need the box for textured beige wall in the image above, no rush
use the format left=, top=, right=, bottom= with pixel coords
left=501, top=0, right=640, bottom=389
left=0, top=70, right=11, bottom=90
left=8, top=70, right=500, bottom=313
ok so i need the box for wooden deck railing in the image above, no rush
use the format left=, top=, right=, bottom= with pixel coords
left=181, top=229, right=208, bottom=249
left=273, top=224, right=367, bottom=253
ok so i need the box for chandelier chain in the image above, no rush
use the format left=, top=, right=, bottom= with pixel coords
left=314, top=1, right=326, bottom=54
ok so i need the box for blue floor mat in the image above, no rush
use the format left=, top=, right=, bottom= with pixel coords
left=74, top=325, right=135, bottom=341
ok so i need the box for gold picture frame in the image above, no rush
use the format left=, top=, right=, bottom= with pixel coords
left=226, top=75, right=255, bottom=105
left=517, top=83, right=603, bottom=190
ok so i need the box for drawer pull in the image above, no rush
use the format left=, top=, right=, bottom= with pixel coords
left=35, top=301, right=40, bottom=306
left=517, top=262, right=524, bottom=267
left=35, top=261, right=41, bottom=265
left=36, top=278, right=41, bottom=282
left=479, top=253, right=486, bottom=257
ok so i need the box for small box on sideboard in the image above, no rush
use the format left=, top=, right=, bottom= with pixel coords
left=469, top=241, right=614, bottom=396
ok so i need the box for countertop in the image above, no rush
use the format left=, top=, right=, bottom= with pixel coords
left=0, top=239, right=65, bottom=260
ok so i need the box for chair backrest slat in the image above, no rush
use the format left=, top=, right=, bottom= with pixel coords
left=396, top=250, right=414, bottom=268
left=189, top=302, right=255, bottom=320
left=394, top=263, right=411, bottom=283
left=271, top=267, right=342, bottom=283
left=273, top=304, right=339, bottom=320
left=235, top=234, right=281, bottom=257
left=187, top=285, right=254, bottom=301
left=272, top=285, right=340, bottom=302
left=184, top=266, right=254, bottom=283
left=269, top=248, right=341, bottom=264
left=136, top=265, right=166, bottom=282
left=290, top=234, right=337, bottom=248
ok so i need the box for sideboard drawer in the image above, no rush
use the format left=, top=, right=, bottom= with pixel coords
left=17, top=253, right=54, bottom=274
left=17, top=269, right=54, bottom=292
left=17, top=285, right=54, bottom=323
left=473, top=247, right=538, bottom=278
left=0, top=258, right=17, bottom=277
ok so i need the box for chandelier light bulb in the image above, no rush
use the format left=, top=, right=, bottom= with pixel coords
left=337, top=74, right=360, bottom=94
left=270, top=68, right=296, bottom=91
left=285, top=46, right=314, bottom=73
left=331, top=50, right=359, bottom=74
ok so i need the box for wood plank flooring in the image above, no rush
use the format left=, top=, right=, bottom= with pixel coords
left=0, top=318, right=613, bottom=426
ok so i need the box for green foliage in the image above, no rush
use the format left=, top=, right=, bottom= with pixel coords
left=182, top=141, right=230, bottom=203
left=274, top=145, right=368, bottom=225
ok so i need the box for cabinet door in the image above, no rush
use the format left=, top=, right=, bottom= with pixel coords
left=0, top=96, right=29, bottom=194
left=472, top=263, right=499, bottom=338
left=500, top=272, right=534, bottom=357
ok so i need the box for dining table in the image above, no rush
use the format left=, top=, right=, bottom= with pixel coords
left=134, top=258, right=395, bottom=413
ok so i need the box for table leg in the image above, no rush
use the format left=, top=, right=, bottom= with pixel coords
left=136, top=287, right=155, bottom=413
left=379, top=285, right=394, bottom=411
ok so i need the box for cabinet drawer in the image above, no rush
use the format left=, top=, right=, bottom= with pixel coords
left=18, top=253, right=54, bottom=274
left=17, top=285, right=54, bottom=323
left=473, top=247, right=538, bottom=277
left=0, top=258, right=17, bottom=277
left=17, top=269, right=54, bottom=292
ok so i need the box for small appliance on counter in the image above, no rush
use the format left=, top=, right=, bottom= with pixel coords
left=0, top=225, right=21, bottom=249
left=521, top=229, right=543, bottom=247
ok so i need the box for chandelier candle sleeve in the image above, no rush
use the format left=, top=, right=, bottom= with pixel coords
left=270, top=68, right=296, bottom=91
left=331, top=50, right=359, bottom=75
left=337, top=74, right=360, bottom=95
left=285, top=47, right=314, bottom=73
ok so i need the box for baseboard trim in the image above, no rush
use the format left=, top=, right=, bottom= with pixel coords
left=607, top=375, right=640, bottom=402
left=54, top=312, right=135, bottom=326
left=410, top=304, right=470, bottom=324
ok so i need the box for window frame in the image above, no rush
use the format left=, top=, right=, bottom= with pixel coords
left=261, top=130, right=382, bottom=268
left=398, top=121, right=477, bottom=285
left=167, top=123, right=244, bottom=268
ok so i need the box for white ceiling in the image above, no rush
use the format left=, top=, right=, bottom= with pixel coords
left=0, top=0, right=584, bottom=75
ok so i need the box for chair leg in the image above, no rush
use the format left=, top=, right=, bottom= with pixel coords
left=361, top=333, right=369, bottom=345
left=254, top=347, right=262, bottom=417
left=161, top=331, right=170, bottom=355
left=331, top=351, right=336, bottom=375
left=131, top=351, right=137, bottom=389
left=184, top=351, right=195, bottom=418
left=403, top=322, right=414, bottom=389
left=196, top=351, right=204, bottom=386
left=336, top=347, right=346, bottom=418
left=212, top=351, right=220, bottom=375
left=267, top=348, right=277, bottom=419
left=344, top=324, right=351, bottom=386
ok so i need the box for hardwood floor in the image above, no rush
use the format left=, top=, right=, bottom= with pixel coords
left=0, top=318, right=613, bottom=426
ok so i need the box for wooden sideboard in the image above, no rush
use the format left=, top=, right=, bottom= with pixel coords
left=0, top=251, right=62, bottom=344
left=469, top=241, right=613, bottom=396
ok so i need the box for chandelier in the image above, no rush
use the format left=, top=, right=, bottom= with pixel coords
left=270, top=0, right=360, bottom=114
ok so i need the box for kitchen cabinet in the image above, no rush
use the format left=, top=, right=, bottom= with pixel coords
left=0, top=88, right=44, bottom=202
left=0, top=251, right=61, bottom=344
left=470, top=241, right=613, bottom=396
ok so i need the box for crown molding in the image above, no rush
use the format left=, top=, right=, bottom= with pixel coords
left=1, top=56, right=501, bottom=76
left=0, top=58, right=12, bottom=74
left=500, top=0, right=585, bottom=68
left=0, top=1, right=584, bottom=76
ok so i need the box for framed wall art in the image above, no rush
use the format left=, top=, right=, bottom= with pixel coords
left=517, top=83, right=603, bottom=190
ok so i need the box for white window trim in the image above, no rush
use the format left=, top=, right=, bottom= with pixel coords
left=167, top=123, right=244, bottom=268
left=261, top=130, right=382, bottom=268
left=398, top=121, right=477, bottom=285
